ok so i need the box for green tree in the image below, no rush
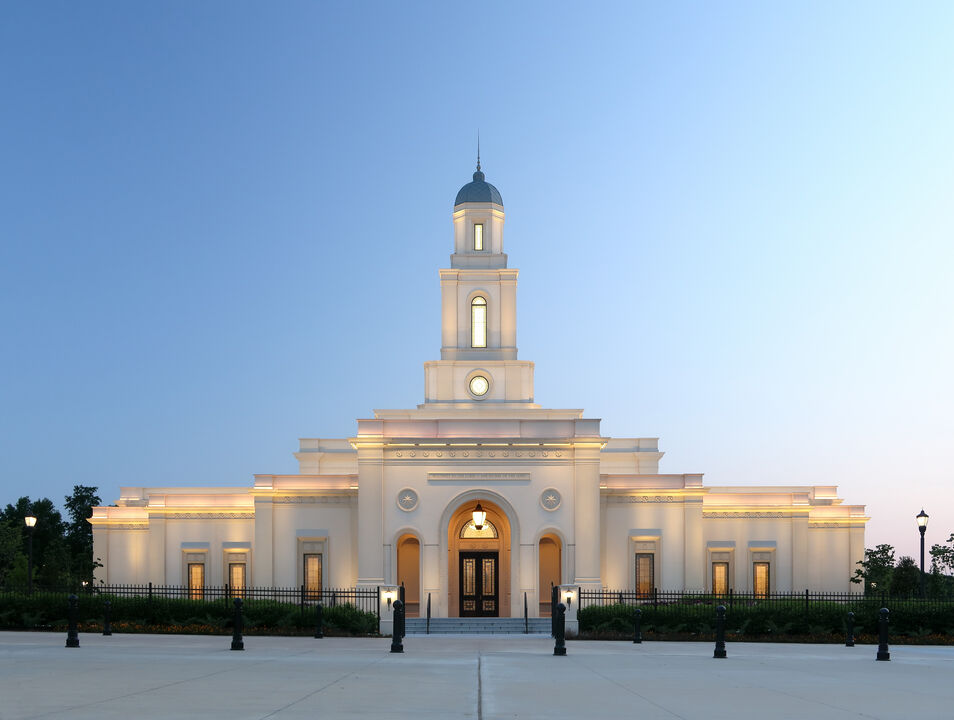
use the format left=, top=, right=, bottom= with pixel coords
left=850, top=544, right=895, bottom=596
left=0, top=522, right=23, bottom=588
left=64, top=485, right=101, bottom=584
left=891, top=556, right=920, bottom=598
left=0, top=497, right=69, bottom=589
left=929, top=533, right=954, bottom=574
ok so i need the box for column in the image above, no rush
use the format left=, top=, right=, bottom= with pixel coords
left=253, top=497, right=274, bottom=586
left=573, top=444, right=602, bottom=587
left=357, top=444, right=385, bottom=586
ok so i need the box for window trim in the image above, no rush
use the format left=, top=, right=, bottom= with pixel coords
left=474, top=223, right=484, bottom=251
left=635, top=553, right=654, bottom=597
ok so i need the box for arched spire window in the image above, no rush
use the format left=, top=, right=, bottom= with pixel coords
left=471, top=296, right=487, bottom=348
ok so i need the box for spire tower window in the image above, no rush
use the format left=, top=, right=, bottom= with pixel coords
left=471, top=296, right=487, bottom=348
left=474, top=223, right=483, bottom=251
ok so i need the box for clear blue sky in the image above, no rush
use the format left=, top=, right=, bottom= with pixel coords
left=2, top=2, right=952, bottom=564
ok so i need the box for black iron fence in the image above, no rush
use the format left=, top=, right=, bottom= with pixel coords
left=579, top=587, right=954, bottom=611
left=0, top=583, right=379, bottom=619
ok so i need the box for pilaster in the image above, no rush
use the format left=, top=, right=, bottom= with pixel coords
left=356, top=443, right=386, bottom=586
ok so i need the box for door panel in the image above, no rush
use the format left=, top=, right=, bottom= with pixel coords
left=460, top=551, right=499, bottom=617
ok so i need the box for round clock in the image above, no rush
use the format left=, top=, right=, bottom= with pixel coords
left=469, top=375, right=489, bottom=397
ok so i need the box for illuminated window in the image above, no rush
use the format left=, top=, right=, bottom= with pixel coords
left=474, top=223, right=484, bottom=250
left=712, top=562, right=729, bottom=595
left=635, top=553, right=654, bottom=596
left=460, top=519, right=498, bottom=539
left=229, top=562, right=246, bottom=597
left=753, top=562, right=770, bottom=598
left=471, top=296, right=487, bottom=348
left=304, top=553, right=322, bottom=595
left=188, top=562, right=205, bottom=600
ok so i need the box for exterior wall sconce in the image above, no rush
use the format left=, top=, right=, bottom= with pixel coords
left=382, top=589, right=397, bottom=611
left=473, top=501, right=486, bottom=531
left=562, top=589, right=575, bottom=608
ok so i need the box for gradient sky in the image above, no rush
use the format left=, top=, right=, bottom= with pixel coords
left=2, top=2, right=952, bottom=566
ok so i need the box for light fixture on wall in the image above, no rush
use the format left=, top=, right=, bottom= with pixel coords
left=562, top=589, right=575, bottom=608
left=472, top=501, right=486, bottom=531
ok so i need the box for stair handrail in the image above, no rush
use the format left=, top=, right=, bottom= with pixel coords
left=426, top=592, right=431, bottom=634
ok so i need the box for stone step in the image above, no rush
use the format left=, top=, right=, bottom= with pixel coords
left=404, top=617, right=552, bottom=635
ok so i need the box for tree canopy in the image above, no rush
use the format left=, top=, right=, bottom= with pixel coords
left=0, top=486, right=101, bottom=589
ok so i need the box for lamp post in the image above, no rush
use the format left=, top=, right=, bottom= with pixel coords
left=917, top=509, right=929, bottom=599
left=24, top=515, right=37, bottom=594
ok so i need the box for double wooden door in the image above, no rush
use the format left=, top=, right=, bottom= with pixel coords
left=459, top=551, right=499, bottom=617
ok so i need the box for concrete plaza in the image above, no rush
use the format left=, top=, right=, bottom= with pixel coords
left=1, top=632, right=952, bottom=719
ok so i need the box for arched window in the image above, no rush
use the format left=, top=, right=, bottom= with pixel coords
left=471, top=296, right=487, bottom=348
left=460, top=519, right=498, bottom=539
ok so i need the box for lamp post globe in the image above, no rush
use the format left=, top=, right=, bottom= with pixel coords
left=24, top=515, right=37, bottom=594
left=917, top=509, right=929, bottom=599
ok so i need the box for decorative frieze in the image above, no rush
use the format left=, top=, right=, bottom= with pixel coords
left=427, top=472, right=531, bottom=483
left=704, top=512, right=786, bottom=519
left=152, top=512, right=255, bottom=519
left=390, top=449, right=564, bottom=459
left=606, top=495, right=677, bottom=504
left=271, top=496, right=353, bottom=505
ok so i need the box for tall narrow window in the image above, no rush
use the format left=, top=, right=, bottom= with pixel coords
left=304, top=553, right=322, bottom=597
left=635, top=553, right=654, bottom=596
left=474, top=223, right=484, bottom=250
left=753, top=562, right=770, bottom=598
left=188, top=562, right=205, bottom=600
left=712, top=562, right=729, bottom=595
left=229, top=562, right=246, bottom=598
left=471, top=296, right=487, bottom=348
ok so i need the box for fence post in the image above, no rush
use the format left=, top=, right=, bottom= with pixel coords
left=426, top=593, right=431, bottom=635
left=300, top=585, right=305, bottom=616
left=376, top=586, right=381, bottom=630
left=876, top=608, right=890, bottom=661
left=845, top=611, right=855, bottom=647
left=524, top=591, right=528, bottom=634
left=314, top=601, right=324, bottom=639
left=148, top=581, right=154, bottom=624
left=553, top=602, right=567, bottom=656
left=390, top=600, right=404, bottom=653
left=713, top=605, right=727, bottom=659
left=65, top=594, right=80, bottom=648
left=103, top=600, right=112, bottom=636
left=633, top=608, right=642, bottom=644
left=653, top=587, right=658, bottom=610
left=231, top=598, right=244, bottom=651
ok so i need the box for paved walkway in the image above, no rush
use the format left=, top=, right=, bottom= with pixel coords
left=1, top=631, right=952, bottom=719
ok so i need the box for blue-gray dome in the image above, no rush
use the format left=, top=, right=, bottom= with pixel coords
left=454, top=169, right=503, bottom=207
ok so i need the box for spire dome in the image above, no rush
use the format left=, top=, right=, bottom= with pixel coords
left=454, top=164, right=503, bottom=207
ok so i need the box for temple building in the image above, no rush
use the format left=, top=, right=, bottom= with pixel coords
left=90, top=162, right=868, bottom=618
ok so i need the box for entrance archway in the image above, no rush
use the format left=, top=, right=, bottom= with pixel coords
left=446, top=497, right=512, bottom=617
left=396, top=534, right=421, bottom=617
left=538, top=532, right=562, bottom=616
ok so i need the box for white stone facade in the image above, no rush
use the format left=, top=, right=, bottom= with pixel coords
left=90, top=166, right=868, bottom=616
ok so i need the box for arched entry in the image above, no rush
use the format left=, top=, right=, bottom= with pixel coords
left=447, top=498, right=512, bottom=617
left=538, top=532, right=562, bottom=616
left=396, top=534, right=421, bottom=617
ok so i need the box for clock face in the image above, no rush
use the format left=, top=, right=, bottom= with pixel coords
left=469, top=375, right=489, bottom=397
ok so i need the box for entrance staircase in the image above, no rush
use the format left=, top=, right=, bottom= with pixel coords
left=404, top=617, right=552, bottom=635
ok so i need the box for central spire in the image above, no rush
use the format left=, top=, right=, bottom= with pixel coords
left=477, top=130, right=481, bottom=172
